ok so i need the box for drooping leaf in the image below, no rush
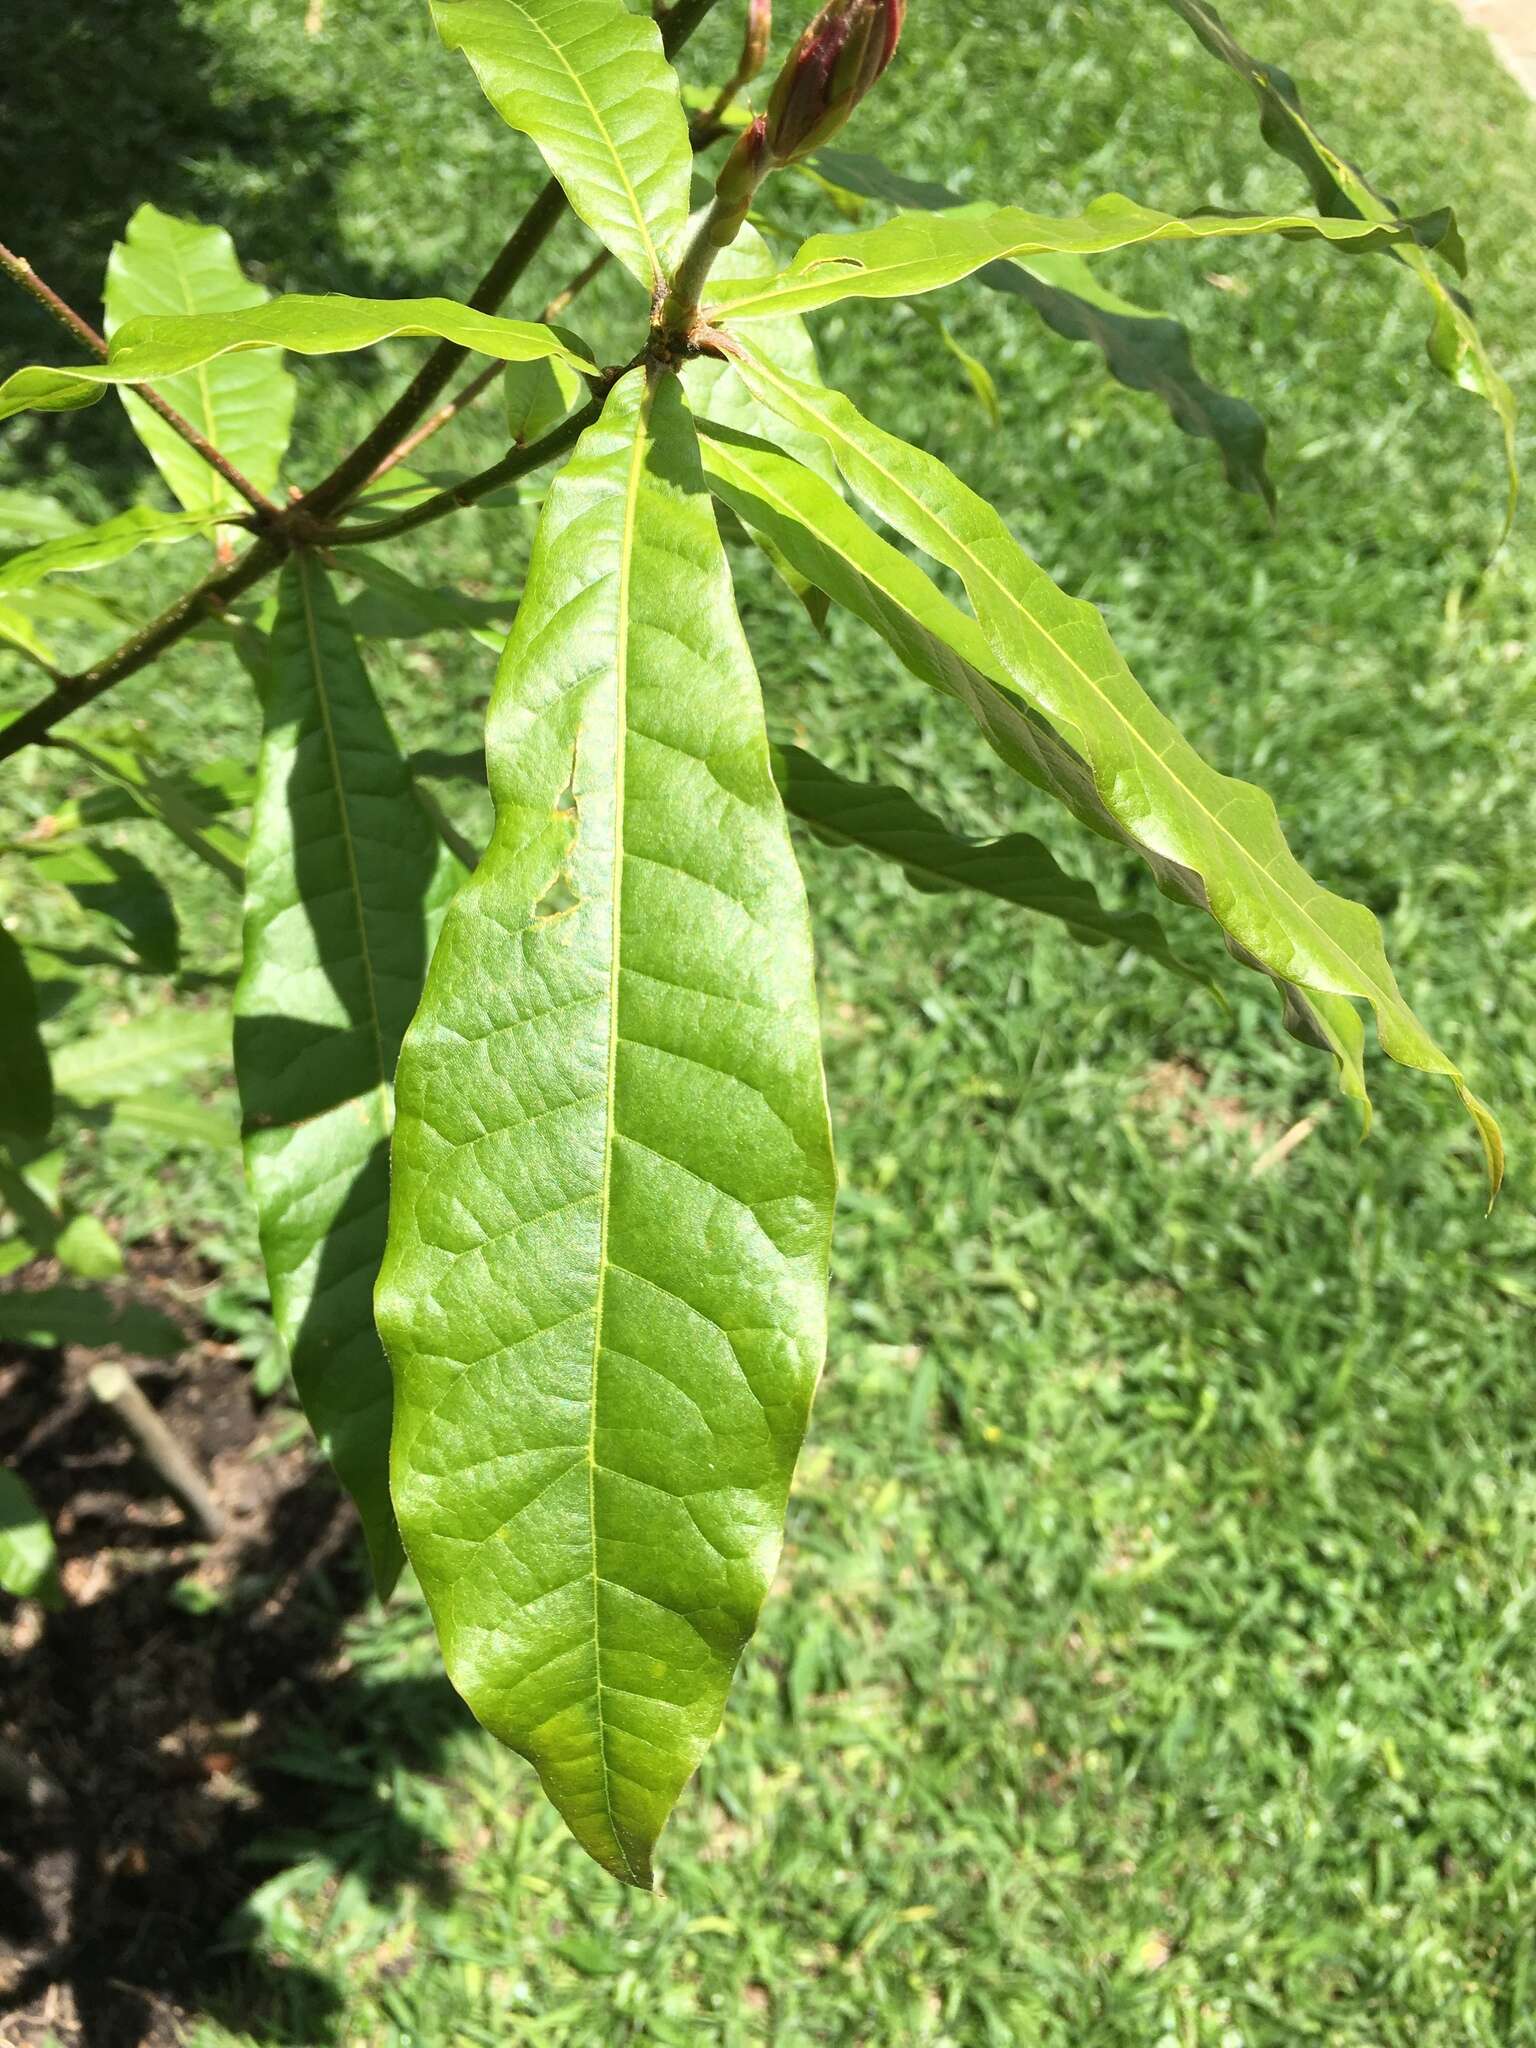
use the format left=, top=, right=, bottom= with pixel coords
left=773, top=743, right=1197, bottom=974
left=28, top=843, right=180, bottom=974
left=340, top=555, right=519, bottom=650
left=0, top=505, right=220, bottom=593
left=0, top=603, right=57, bottom=669
left=0, top=297, right=596, bottom=425
left=52, top=1006, right=230, bottom=1103
left=705, top=197, right=1452, bottom=324
left=103, top=206, right=298, bottom=518
left=810, top=147, right=1273, bottom=506
left=235, top=559, right=463, bottom=1597
left=430, top=0, right=694, bottom=289
left=0, top=1470, right=63, bottom=1608
left=378, top=370, right=837, bottom=1888
left=0, top=1284, right=183, bottom=1357
left=1164, top=0, right=1515, bottom=525
left=731, top=345, right=1499, bottom=1187
left=0, top=929, right=53, bottom=1141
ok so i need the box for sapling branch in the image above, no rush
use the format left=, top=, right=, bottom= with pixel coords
left=0, top=240, right=285, bottom=525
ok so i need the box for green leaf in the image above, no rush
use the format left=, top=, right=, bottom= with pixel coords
left=378, top=370, right=837, bottom=1887
left=0, top=603, right=58, bottom=668
left=0, top=929, right=53, bottom=1141
left=235, top=560, right=464, bottom=1597
left=905, top=302, right=1002, bottom=428
left=53, top=737, right=247, bottom=888
left=0, top=1284, right=184, bottom=1356
left=430, top=0, right=694, bottom=289
left=0, top=487, right=79, bottom=542
left=105, top=1091, right=240, bottom=1149
left=53, top=1212, right=124, bottom=1281
left=505, top=354, right=585, bottom=446
left=0, top=1470, right=62, bottom=1608
left=0, top=295, right=595, bottom=426
left=810, top=149, right=1272, bottom=506
left=339, top=555, right=519, bottom=650
left=732, top=345, right=1500, bottom=1188
left=28, top=843, right=180, bottom=974
left=103, top=206, right=299, bottom=518
left=773, top=744, right=1197, bottom=974
left=52, top=1006, right=230, bottom=1103
left=705, top=196, right=1451, bottom=324
left=1163, top=0, right=1516, bottom=529
left=0, top=505, right=219, bottom=593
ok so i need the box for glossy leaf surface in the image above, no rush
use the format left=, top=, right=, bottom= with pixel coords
left=235, top=559, right=462, bottom=1595
left=379, top=370, right=836, bottom=1888
left=706, top=197, right=1448, bottom=323
left=0, top=298, right=594, bottom=424
left=103, top=206, right=298, bottom=517
left=0, top=1470, right=62, bottom=1608
left=774, top=744, right=1196, bottom=972
left=430, top=0, right=694, bottom=288
left=0, top=929, right=53, bottom=1141
left=1165, top=0, right=1515, bottom=522
left=730, top=351, right=1498, bottom=1183
left=809, top=146, right=1273, bottom=506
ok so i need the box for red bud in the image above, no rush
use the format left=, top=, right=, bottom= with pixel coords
left=764, top=0, right=905, bottom=165
left=741, top=0, right=772, bottom=84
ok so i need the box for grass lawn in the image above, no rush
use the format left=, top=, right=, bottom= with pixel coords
left=2, top=0, right=1534, bottom=2042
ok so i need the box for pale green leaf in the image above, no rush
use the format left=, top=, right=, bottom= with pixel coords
left=53, top=1212, right=124, bottom=1281
left=431, top=0, right=694, bottom=288
left=53, top=737, right=248, bottom=888
left=0, top=929, right=53, bottom=1141
left=235, top=560, right=463, bottom=1597
left=340, top=555, right=518, bottom=651
left=706, top=196, right=1451, bottom=324
left=773, top=743, right=1197, bottom=974
left=0, top=296, right=596, bottom=426
left=0, top=604, right=56, bottom=668
left=103, top=206, right=299, bottom=518
left=810, top=148, right=1273, bottom=506
left=0, top=506, right=219, bottom=593
left=1164, top=0, right=1515, bottom=525
left=52, top=1006, right=230, bottom=1103
left=732, top=346, right=1499, bottom=1187
left=505, top=354, right=586, bottom=446
left=107, top=1091, right=239, bottom=1149
left=378, top=370, right=837, bottom=1888
left=0, top=488, right=79, bottom=542
left=0, top=1470, right=62, bottom=1608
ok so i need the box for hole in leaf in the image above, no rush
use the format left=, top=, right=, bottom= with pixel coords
left=533, top=870, right=580, bottom=917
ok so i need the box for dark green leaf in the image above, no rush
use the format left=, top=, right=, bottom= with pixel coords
left=378, top=370, right=837, bottom=1887
left=0, top=1285, right=183, bottom=1357
left=0, top=929, right=53, bottom=1141
left=28, top=843, right=180, bottom=974
left=235, top=559, right=463, bottom=1596
left=773, top=743, right=1199, bottom=975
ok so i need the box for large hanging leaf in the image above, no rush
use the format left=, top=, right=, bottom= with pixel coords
left=0, top=1470, right=63, bottom=1608
left=810, top=148, right=1273, bottom=507
left=773, top=743, right=1197, bottom=975
left=235, top=559, right=463, bottom=1597
left=1163, top=0, right=1516, bottom=525
left=103, top=206, right=298, bottom=518
left=0, top=929, right=53, bottom=1141
left=705, top=198, right=1450, bottom=325
left=27, top=843, right=180, bottom=974
left=378, top=370, right=837, bottom=1888
left=0, top=506, right=220, bottom=593
left=430, top=0, right=694, bottom=290
left=0, top=297, right=595, bottom=425
left=728, top=350, right=1499, bottom=1184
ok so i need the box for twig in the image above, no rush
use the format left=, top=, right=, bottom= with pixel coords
left=541, top=246, right=615, bottom=323
left=0, top=240, right=284, bottom=525
left=364, top=356, right=507, bottom=486
left=327, top=396, right=606, bottom=549
left=88, top=1363, right=226, bottom=1539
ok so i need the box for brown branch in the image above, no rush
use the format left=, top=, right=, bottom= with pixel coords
left=0, top=241, right=284, bottom=525
left=364, top=357, right=508, bottom=487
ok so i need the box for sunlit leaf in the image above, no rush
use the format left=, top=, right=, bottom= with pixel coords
left=0, top=1469, right=62, bottom=1608
left=378, top=370, right=837, bottom=1888
left=52, top=1006, right=230, bottom=1102
left=103, top=205, right=298, bottom=518
left=0, top=505, right=220, bottom=593
left=430, top=0, right=694, bottom=288
left=28, top=842, right=180, bottom=974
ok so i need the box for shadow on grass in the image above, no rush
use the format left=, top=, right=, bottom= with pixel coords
left=0, top=1332, right=473, bottom=2048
